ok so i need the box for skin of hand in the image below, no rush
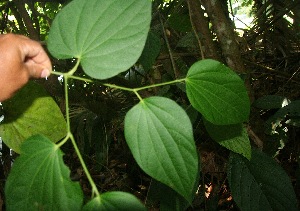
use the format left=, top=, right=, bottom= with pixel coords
left=0, top=34, right=51, bottom=102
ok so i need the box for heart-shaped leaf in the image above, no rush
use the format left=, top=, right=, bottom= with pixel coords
left=186, top=59, right=250, bottom=125
left=82, top=192, right=146, bottom=211
left=124, top=97, right=198, bottom=203
left=228, top=149, right=298, bottom=211
left=5, top=135, right=83, bottom=210
left=47, top=0, right=152, bottom=79
left=0, top=82, right=67, bottom=153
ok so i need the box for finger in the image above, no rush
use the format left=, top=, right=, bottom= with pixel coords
left=20, top=38, right=52, bottom=77
left=24, top=59, right=51, bottom=79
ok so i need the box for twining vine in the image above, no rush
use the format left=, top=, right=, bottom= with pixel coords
left=51, top=61, right=187, bottom=198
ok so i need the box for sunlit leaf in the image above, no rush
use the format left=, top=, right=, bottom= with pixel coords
left=228, top=149, right=298, bottom=211
left=204, top=120, right=251, bottom=160
left=124, top=97, right=198, bottom=203
left=186, top=59, right=250, bottom=125
left=5, top=135, right=83, bottom=211
left=82, top=192, right=146, bottom=211
left=0, top=82, right=67, bottom=153
left=48, top=0, right=152, bottom=79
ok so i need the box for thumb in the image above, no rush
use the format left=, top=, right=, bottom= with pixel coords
left=19, top=36, right=52, bottom=78
left=25, top=59, right=51, bottom=79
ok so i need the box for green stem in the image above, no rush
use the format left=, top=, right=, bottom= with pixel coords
left=64, top=77, right=71, bottom=132
left=69, top=133, right=100, bottom=197
left=103, top=79, right=186, bottom=102
left=69, top=75, right=93, bottom=83
left=102, top=78, right=186, bottom=92
left=67, top=59, right=81, bottom=76
left=133, top=78, right=186, bottom=92
left=65, top=75, right=100, bottom=196
left=50, top=71, right=64, bottom=76
left=133, top=90, right=143, bottom=102
left=51, top=72, right=186, bottom=93
left=102, top=83, right=134, bottom=92
left=56, top=132, right=71, bottom=148
left=56, top=62, right=101, bottom=197
left=50, top=59, right=187, bottom=199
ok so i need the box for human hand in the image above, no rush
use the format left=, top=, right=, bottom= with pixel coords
left=0, top=34, right=52, bottom=102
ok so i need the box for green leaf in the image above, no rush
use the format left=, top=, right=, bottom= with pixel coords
left=139, top=31, right=161, bottom=71
left=204, top=120, right=251, bottom=160
left=48, top=0, right=152, bottom=79
left=228, top=149, right=298, bottom=211
left=5, top=135, right=83, bottom=211
left=0, top=82, right=67, bottom=153
left=186, top=59, right=250, bottom=125
left=124, top=97, right=198, bottom=203
left=82, top=192, right=146, bottom=211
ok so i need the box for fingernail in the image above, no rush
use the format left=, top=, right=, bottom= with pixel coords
left=41, top=69, right=50, bottom=78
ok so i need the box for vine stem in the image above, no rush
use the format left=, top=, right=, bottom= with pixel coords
left=69, top=133, right=100, bottom=197
left=52, top=62, right=186, bottom=198
left=132, top=78, right=186, bottom=91
left=102, top=79, right=186, bottom=101
left=68, top=58, right=81, bottom=76
left=66, top=75, right=100, bottom=197
left=51, top=70, right=186, bottom=100
left=64, top=76, right=71, bottom=132
left=54, top=61, right=101, bottom=198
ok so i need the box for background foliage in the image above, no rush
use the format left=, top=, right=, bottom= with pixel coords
left=0, top=0, right=299, bottom=210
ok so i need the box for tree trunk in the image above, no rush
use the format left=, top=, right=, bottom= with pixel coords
left=201, top=0, right=253, bottom=100
left=187, top=0, right=220, bottom=60
left=201, top=0, right=245, bottom=73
